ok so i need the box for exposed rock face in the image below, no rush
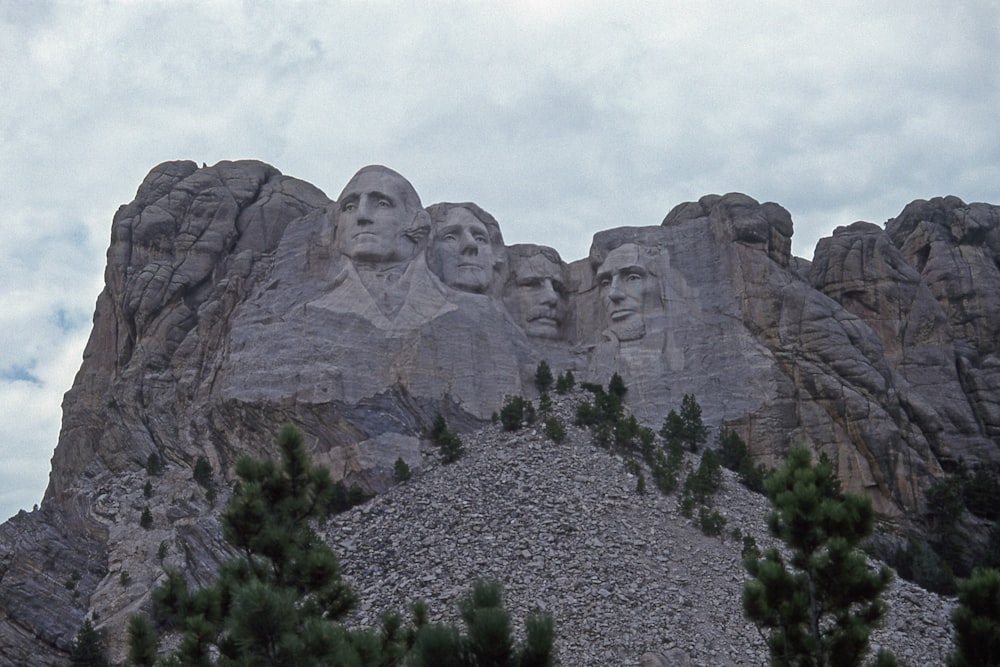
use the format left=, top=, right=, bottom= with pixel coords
left=886, top=198, right=1000, bottom=444
left=0, top=162, right=997, bottom=664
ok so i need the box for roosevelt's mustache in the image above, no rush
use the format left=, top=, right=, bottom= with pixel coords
left=527, top=307, right=562, bottom=322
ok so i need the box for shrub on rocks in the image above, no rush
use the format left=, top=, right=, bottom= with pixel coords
left=409, top=579, right=556, bottom=667
left=500, top=395, right=536, bottom=432
left=431, top=414, right=465, bottom=464
left=394, top=457, right=413, bottom=482
left=554, top=370, right=575, bottom=394
left=543, top=416, right=566, bottom=444
left=534, top=360, right=554, bottom=393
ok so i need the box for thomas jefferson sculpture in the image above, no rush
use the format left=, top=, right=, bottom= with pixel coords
left=427, top=203, right=505, bottom=295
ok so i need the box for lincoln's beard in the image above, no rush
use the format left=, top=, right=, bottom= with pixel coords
left=613, top=318, right=645, bottom=341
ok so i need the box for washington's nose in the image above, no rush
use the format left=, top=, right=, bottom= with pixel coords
left=356, top=196, right=376, bottom=224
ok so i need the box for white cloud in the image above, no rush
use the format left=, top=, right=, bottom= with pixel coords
left=1, top=0, right=998, bottom=519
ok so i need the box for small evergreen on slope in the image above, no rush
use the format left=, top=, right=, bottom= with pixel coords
left=743, top=446, right=896, bottom=667
left=129, top=424, right=554, bottom=666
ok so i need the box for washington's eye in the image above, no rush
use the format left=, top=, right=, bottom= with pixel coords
left=627, top=273, right=643, bottom=282
left=443, top=234, right=457, bottom=242
left=342, top=202, right=357, bottom=212
left=598, top=277, right=611, bottom=288
left=377, top=198, right=392, bottom=208
left=475, top=235, right=488, bottom=244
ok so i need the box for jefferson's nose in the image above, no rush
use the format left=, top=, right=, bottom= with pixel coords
left=460, top=230, right=479, bottom=254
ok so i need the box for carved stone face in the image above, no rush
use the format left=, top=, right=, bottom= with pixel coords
left=432, top=207, right=496, bottom=293
left=596, top=243, right=658, bottom=341
left=505, top=253, right=567, bottom=339
left=336, top=168, right=417, bottom=264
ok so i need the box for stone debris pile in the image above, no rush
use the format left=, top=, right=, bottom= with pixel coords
left=325, top=391, right=956, bottom=666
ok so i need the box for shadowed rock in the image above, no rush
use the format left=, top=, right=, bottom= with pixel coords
left=1, top=163, right=998, bottom=664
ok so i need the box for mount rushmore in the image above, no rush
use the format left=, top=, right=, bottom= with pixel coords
left=0, top=159, right=998, bottom=663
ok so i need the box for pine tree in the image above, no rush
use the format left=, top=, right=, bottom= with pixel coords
left=659, top=409, right=684, bottom=447
left=408, top=579, right=556, bottom=667
left=682, top=448, right=723, bottom=506
left=394, top=456, right=413, bottom=482
left=126, top=614, right=158, bottom=667
left=145, top=452, right=164, bottom=476
left=430, top=413, right=449, bottom=442
left=963, top=467, right=1000, bottom=521
left=678, top=393, right=708, bottom=452
left=717, top=425, right=749, bottom=471
left=130, top=425, right=557, bottom=666
left=438, top=429, right=465, bottom=464
left=743, top=446, right=894, bottom=667
left=925, top=473, right=967, bottom=576
left=608, top=372, right=627, bottom=399
left=534, top=360, right=554, bottom=393
left=715, top=425, right=767, bottom=493
left=133, top=424, right=372, bottom=665
left=192, top=456, right=213, bottom=488
left=69, top=617, right=109, bottom=667
left=554, top=370, right=575, bottom=394
left=543, top=416, right=566, bottom=444
left=432, top=414, right=465, bottom=463
left=948, top=567, right=1000, bottom=667
left=500, top=395, right=535, bottom=432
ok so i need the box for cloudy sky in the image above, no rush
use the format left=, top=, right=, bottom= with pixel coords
left=1, top=1, right=998, bottom=521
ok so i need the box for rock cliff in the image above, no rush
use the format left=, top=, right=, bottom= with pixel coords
left=0, top=160, right=996, bottom=664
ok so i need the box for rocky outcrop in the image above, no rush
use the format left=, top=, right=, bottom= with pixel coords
left=886, top=198, right=1000, bottom=445
left=47, top=160, right=333, bottom=498
left=0, top=162, right=997, bottom=664
left=0, top=500, right=107, bottom=663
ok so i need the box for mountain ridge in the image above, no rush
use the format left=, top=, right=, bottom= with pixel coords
left=0, top=159, right=996, bottom=664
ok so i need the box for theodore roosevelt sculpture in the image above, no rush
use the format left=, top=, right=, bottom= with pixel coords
left=426, top=202, right=505, bottom=295
left=503, top=244, right=568, bottom=339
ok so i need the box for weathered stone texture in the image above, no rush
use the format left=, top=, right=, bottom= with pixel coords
left=0, top=501, right=107, bottom=663
left=887, top=197, right=1000, bottom=443
left=0, top=163, right=997, bottom=664
left=328, top=392, right=955, bottom=666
